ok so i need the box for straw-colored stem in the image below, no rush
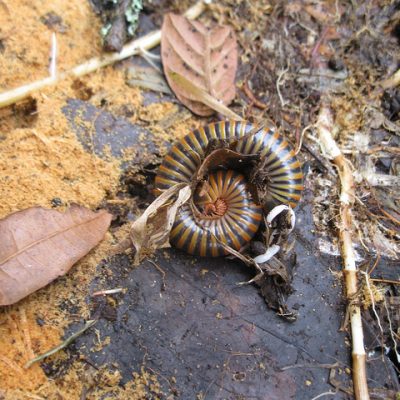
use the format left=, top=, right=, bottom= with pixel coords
left=317, top=105, right=370, bottom=400
left=0, top=1, right=207, bottom=109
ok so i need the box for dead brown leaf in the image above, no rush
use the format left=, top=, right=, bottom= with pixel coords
left=130, top=183, right=191, bottom=264
left=161, top=13, right=237, bottom=116
left=0, top=205, right=112, bottom=306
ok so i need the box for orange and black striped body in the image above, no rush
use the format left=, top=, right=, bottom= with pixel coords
left=155, top=121, right=303, bottom=257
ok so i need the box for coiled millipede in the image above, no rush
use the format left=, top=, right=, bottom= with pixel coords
left=155, top=121, right=303, bottom=257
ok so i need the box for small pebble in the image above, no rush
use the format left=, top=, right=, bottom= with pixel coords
left=51, top=197, right=63, bottom=207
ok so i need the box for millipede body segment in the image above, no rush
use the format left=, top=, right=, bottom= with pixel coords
left=155, top=121, right=303, bottom=257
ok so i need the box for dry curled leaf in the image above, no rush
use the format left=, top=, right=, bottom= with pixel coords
left=161, top=13, right=237, bottom=116
left=0, top=205, right=112, bottom=306
left=130, top=183, right=191, bottom=264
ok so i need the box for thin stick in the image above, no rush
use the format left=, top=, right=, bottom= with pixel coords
left=147, top=259, right=166, bottom=291
left=361, top=271, right=383, bottom=333
left=310, top=391, right=338, bottom=400
left=295, top=124, right=314, bottom=155
left=316, top=105, right=370, bottom=400
left=383, top=297, right=400, bottom=363
left=370, top=278, right=400, bottom=285
left=0, top=1, right=207, bottom=109
left=366, top=145, right=400, bottom=155
left=281, top=362, right=340, bottom=371
left=367, top=253, right=380, bottom=275
left=25, top=319, right=97, bottom=368
left=242, top=81, right=268, bottom=109
left=379, top=208, right=400, bottom=226
left=92, top=288, right=125, bottom=296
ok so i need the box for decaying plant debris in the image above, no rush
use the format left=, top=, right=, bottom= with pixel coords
left=0, top=0, right=399, bottom=399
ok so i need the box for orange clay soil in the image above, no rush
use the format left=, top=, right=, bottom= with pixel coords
left=0, top=0, right=200, bottom=398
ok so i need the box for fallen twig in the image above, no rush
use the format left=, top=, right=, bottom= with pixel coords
left=25, top=319, right=97, bottom=368
left=281, top=362, right=340, bottom=371
left=310, top=26, right=329, bottom=68
left=147, top=259, right=166, bottom=291
left=310, top=391, right=338, bottom=400
left=92, top=288, right=125, bottom=296
left=378, top=208, right=400, bottom=227
left=316, top=105, right=370, bottom=400
left=366, top=145, right=400, bottom=155
left=361, top=271, right=384, bottom=334
left=0, top=1, right=207, bottom=108
left=370, top=278, right=400, bottom=285
left=295, top=124, right=314, bottom=155
left=367, top=254, right=381, bottom=276
left=383, top=297, right=400, bottom=364
left=242, top=81, right=268, bottom=109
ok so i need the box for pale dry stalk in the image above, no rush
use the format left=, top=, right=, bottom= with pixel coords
left=316, top=105, right=370, bottom=400
left=0, top=0, right=207, bottom=108
left=378, top=68, right=400, bottom=90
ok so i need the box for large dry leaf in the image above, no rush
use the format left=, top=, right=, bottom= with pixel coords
left=0, top=205, right=112, bottom=306
left=161, top=13, right=237, bottom=116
